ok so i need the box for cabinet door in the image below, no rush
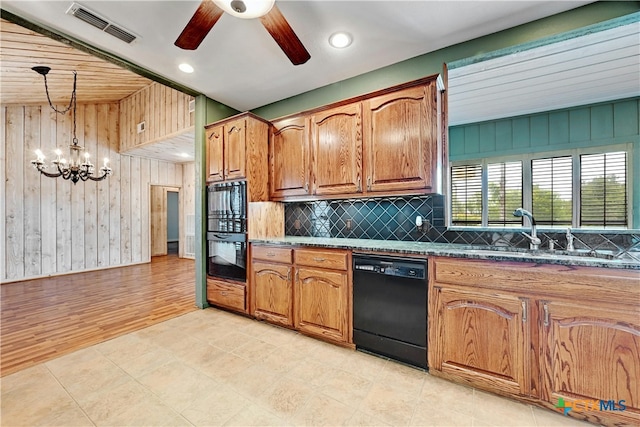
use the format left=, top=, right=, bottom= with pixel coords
left=363, top=84, right=436, bottom=193
left=430, top=286, right=528, bottom=396
left=252, top=262, right=293, bottom=327
left=270, top=116, right=310, bottom=198
left=311, top=104, right=363, bottom=195
left=224, top=118, right=246, bottom=180
left=206, top=125, right=224, bottom=182
left=295, top=267, right=349, bottom=343
left=541, top=300, right=639, bottom=423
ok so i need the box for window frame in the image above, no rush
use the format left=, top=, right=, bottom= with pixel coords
left=448, top=143, right=633, bottom=229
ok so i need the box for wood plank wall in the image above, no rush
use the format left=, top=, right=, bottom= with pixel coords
left=1, top=103, right=193, bottom=282
left=119, top=82, right=195, bottom=152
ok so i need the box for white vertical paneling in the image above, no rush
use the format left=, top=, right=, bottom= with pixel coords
left=23, top=106, right=42, bottom=277
left=140, top=158, right=150, bottom=262
left=130, top=156, right=142, bottom=263
left=56, top=107, right=72, bottom=273
left=4, top=106, right=25, bottom=280
left=71, top=107, right=85, bottom=271
left=83, top=104, right=98, bottom=269
left=108, top=104, right=121, bottom=266
left=120, top=155, right=132, bottom=264
left=181, top=162, right=196, bottom=258
left=40, top=108, right=57, bottom=274
left=0, top=106, right=6, bottom=279
left=2, top=100, right=194, bottom=282
left=96, top=104, right=110, bottom=267
left=150, top=158, right=159, bottom=185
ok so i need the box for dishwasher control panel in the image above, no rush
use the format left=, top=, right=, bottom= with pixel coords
left=353, top=256, right=426, bottom=280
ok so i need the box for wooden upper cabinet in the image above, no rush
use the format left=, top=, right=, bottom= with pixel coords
left=311, top=104, right=363, bottom=196
left=224, top=118, right=246, bottom=181
left=363, top=83, right=437, bottom=193
left=270, top=116, right=310, bottom=199
left=206, top=125, right=224, bottom=182
left=205, top=113, right=269, bottom=199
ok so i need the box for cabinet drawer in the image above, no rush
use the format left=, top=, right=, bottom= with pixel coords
left=207, top=279, right=246, bottom=311
left=295, top=249, right=349, bottom=270
left=252, top=245, right=292, bottom=264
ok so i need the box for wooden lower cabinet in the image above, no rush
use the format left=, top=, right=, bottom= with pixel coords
left=429, top=256, right=640, bottom=426
left=207, top=278, right=246, bottom=313
left=295, top=266, right=350, bottom=343
left=249, top=244, right=352, bottom=345
left=430, top=286, right=528, bottom=396
left=541, top=300, right=640, bottom=425
left=252, top=261, right=293, bottom=326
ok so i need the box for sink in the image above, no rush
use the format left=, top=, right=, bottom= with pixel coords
left=461, top=247, right=617, bottom=260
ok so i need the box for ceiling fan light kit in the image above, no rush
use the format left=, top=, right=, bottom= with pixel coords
left=214, top=0, right=275, bottom=19
left=175, top=0, right=309, bottom=65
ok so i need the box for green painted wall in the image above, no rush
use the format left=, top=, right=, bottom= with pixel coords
left=449, top=98, right=639, bottom=160
left=251, top=1, right=640, bottom=120
left=449, top=98, right=640, bottom=228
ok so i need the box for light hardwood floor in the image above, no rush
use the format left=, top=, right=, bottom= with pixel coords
left=1, top=254, right=196, bottom=377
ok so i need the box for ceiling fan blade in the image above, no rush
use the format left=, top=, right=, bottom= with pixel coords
left=259, top=4, right=310, bottom=65
left=175, top=0, right=224, bottom=50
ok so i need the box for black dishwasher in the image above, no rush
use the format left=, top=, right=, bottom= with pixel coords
left=353, top=254, right=428, bottom=369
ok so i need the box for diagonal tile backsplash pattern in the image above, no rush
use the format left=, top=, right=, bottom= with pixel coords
left=284, top=195, right=639, bottom=261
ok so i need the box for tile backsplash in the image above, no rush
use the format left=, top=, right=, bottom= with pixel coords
left=284, top=195, right=639, bottom=261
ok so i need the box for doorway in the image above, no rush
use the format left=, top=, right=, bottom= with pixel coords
left=151, top=186, right=181, bottom=257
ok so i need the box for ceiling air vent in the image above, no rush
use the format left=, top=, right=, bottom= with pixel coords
left=66, top=2, right=137, bottom=44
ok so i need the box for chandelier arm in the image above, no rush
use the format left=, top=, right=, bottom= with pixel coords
left=86, top=172, right=110, bottom=182
left=37, top=168, right=64, bottom=178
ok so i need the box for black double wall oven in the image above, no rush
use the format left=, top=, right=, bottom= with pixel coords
left=206, top=181, right=247, bottom=282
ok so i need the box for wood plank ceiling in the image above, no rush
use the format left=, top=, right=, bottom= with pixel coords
left=0, top=19, right=153, bottom=105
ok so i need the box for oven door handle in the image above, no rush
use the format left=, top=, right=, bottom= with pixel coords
left=207, top=232, right=246, bottom=242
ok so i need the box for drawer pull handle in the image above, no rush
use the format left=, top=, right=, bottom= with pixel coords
left=221, top=291, right=228, bottom=296
left=266, top=252, right=276, bottom=257
left=521, top=300, right=527, bottom=323
left=287, top=268, right=291, bottom=281
left=313, top=257, right=326, bottom=262
left=543, top=303, right=550, bottom=327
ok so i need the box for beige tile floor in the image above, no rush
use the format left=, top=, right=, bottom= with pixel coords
left=1, top=308, right=592, bottom=427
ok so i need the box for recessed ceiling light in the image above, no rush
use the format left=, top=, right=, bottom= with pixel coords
left=329, top=32, right=352, bottom=49
left=179, top=152, right=190, bottom=158
left=178, top=63, right=194, bottom=73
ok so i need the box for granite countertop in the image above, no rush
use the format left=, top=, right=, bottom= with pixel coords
left=250, top=236, right=640, bottom=270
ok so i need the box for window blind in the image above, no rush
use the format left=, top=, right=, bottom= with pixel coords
left=487, top=161, right=522, bottom=226
left=451, top=164, right=482, bottom=225
left=580, top=151, right=627, bottom=227
left=531, top=156, right=572, bottom=226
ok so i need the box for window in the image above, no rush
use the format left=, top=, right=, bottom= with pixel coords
left=531, top=156, right=572, bottom=226
left=580, top=152, right=627, bottom=227
left=450, top=148, right=630, bottom=228
left=451, top=164, right=482, bottom=225
left=487, top=161, right=522, bottom=226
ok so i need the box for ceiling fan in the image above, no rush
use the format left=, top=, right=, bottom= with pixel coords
left=175, top=0, right=311, bottom=65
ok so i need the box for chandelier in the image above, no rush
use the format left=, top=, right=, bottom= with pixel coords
left=31, top=66, right=111, bottom=184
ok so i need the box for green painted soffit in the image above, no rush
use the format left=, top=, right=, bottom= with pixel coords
left=251, top=1, right=640, bottom=120
left=0, top=8, right=240, bottom=119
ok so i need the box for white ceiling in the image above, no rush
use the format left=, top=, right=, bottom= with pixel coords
left=2, top=0, right=599, bottom=114
left=449, top=20, right=640, bottom=125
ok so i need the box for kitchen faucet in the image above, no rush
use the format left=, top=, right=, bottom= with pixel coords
left=513, top=208, right=541, bottom=250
